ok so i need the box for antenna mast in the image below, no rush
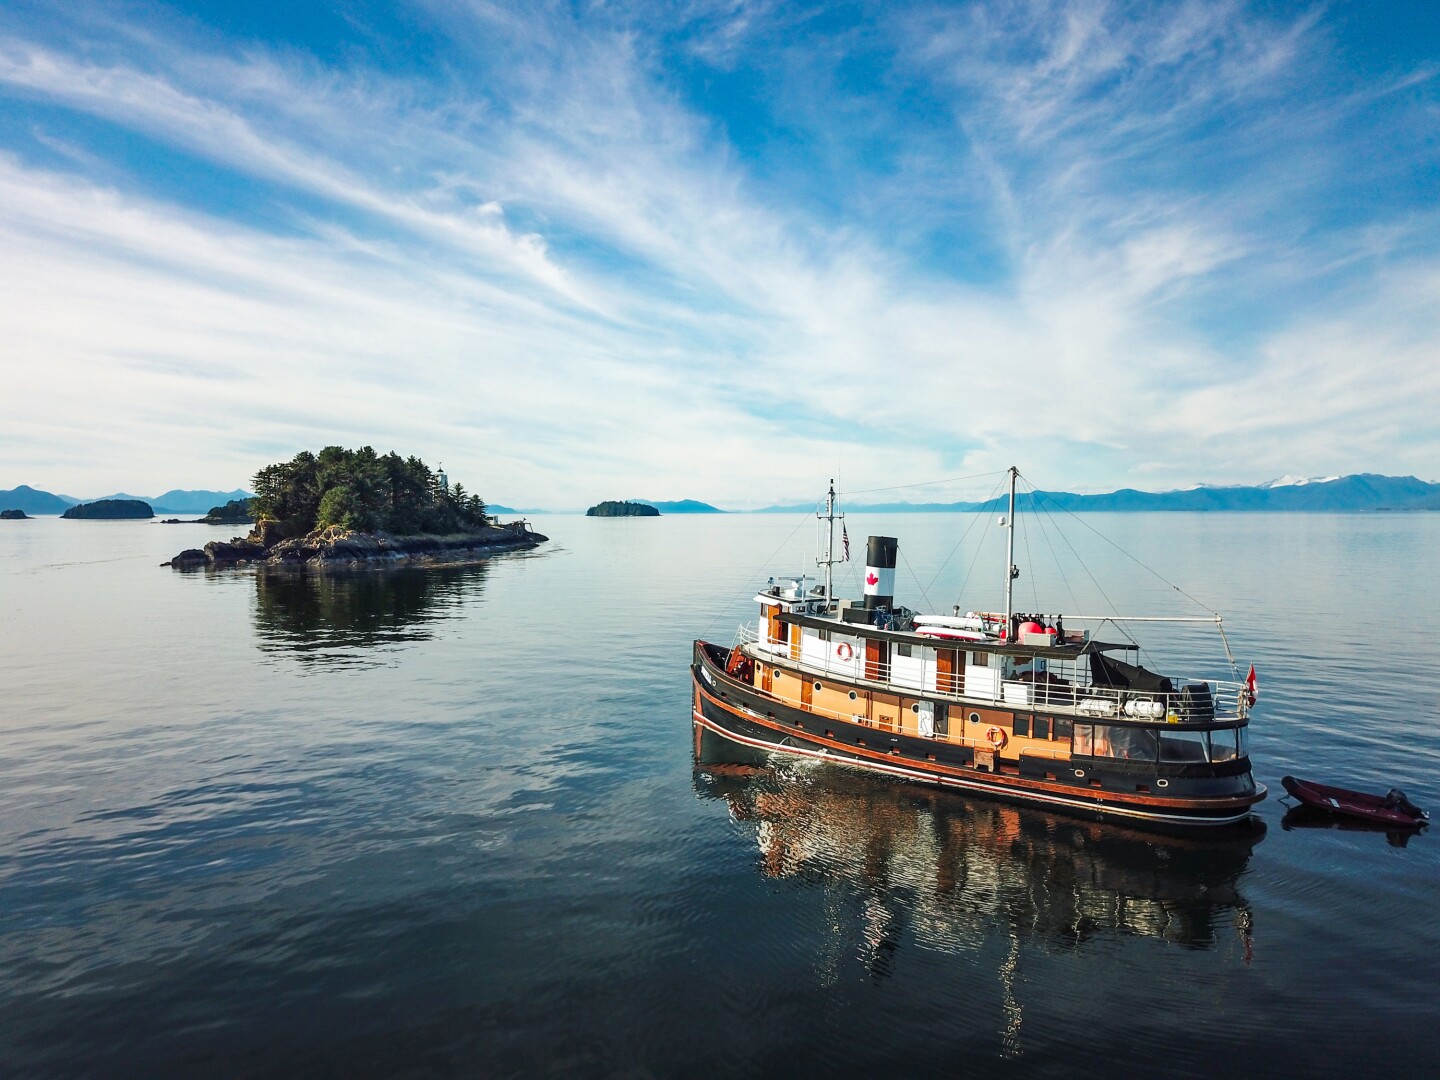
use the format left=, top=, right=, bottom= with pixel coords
left=1003, top=465, right=1018, bottom=626
left=817, top=479, right=843, bottom=605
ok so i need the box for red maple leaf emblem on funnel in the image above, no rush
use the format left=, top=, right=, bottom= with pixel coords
left=866, top=572, right=879, bottom=586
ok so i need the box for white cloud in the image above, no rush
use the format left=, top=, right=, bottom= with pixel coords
left=0, top=1, right=1437, bottom=505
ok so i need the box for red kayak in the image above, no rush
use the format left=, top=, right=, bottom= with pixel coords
left=1281, top=776, right=1429, bottom=828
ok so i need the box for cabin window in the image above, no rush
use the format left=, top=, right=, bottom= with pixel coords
left=1209, top=728, right=1239, bottom=762
left=1110, top=727, right=1157, bottom=761
left=1159, top=729, right=1210, bottom=763
left=1074, top=724, right=1157, bottom=760
left=897, top=643, right=913, bottom=658
left=971, top=652, right=989, bottom=667
left=1013, top=715, right=1031, bottom=737
left=1053, top=717, right=1073, bottom=740
left=1034, top=716, right=1051, bottom=740
left=819, top=628, right=832, bottom=642
left=1236, top=727, right=1250, bottom=758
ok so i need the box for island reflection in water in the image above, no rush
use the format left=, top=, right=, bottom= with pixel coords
left=251, top=563, right=490, bottom=666
left=695, top=762, right=1263, bottom=965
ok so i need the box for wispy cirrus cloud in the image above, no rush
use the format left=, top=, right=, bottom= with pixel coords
left=0, top=1, right=1437, bottom=505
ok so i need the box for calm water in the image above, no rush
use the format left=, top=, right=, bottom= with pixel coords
left=2, top=512, right=1437, bottom=1078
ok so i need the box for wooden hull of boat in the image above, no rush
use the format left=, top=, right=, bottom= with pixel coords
left=693, top=640, right=1266, bottom=828
left=1280, top=775, right=1427, bottom=828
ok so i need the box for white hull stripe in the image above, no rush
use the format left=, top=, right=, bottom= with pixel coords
left=693, top=709, right=1255, bottom=826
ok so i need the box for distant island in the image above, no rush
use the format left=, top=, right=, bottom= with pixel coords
left=167, top=446, right=545, bottom=570
left=587, top=500, right=660, bottom=517
left=0, top=485, right=254, bottom=515
left=63, top=499, right=154, bottom=520
left=1, top=508, right=28, bottom=520
left=201, top=498, right=255, bottom=524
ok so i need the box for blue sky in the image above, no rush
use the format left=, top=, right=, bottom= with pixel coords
left=1, top=1, right=1437, bottom=508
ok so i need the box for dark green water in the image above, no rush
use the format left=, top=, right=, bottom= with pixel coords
left=2, top=513, right=1436, bottom=1077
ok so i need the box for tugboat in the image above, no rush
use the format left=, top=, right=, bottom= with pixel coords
left=691, top=468, right=1266, bottom=828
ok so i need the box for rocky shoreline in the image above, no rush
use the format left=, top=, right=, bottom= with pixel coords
left=166, top=520, right=547, bottom=571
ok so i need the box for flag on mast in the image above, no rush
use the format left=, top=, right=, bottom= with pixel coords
left=841, top=523, right=850, bottom=562
left=1245, top=664, right=1258, bottom=706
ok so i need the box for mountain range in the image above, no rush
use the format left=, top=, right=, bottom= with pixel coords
left=754, top=474, right=1440, bottom=514
left=7, top=475, right=1439, bottom=518
left=0, top=486, right=253, bottom=515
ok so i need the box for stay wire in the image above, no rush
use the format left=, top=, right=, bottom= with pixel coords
left=926, top=472, right=1008, bottom=599
left=1025, top=479, right=1241, bottom=673
left=1022, top=483, right=1144, bottom=658
left=698, top=506, right=821, bottom=640
left=1024, top=477, right=1218, bottom=616
left=1023, top=477, right=1083, bottom=615
left=897, top=546, right=934, bottom=613
left=1020, top=506, right=1039, bottom=611
left=839, top=469, right=1005, bottom=498
left=952, top=485, right=1010, bottom=611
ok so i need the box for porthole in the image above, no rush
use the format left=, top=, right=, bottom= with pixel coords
left=848, top=690, right=858, bottom=701
left=969, top=712, right=981, bottom=724
left=813, top=681, right=822, bottom=691
left=1074, top=768, right=1086, bottom=778
left=1156, top=778, right=1170, bottom=788
left=911, top=703, right=921, bottom=713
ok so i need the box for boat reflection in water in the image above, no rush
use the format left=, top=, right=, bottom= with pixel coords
left=696, top=760, right=1263, bottom=965
left=251, top=563, right=490, bottom=666
left=1282, top=805, right=1423, bottom=848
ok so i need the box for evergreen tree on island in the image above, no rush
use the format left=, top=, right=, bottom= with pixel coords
left=62, top=499, right=154, bottom=520
left=586, top=500, right=660, bottom=517
left=252, top=447, right=488, bottom=536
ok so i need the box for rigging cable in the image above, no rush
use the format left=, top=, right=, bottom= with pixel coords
left=1024, top=473, right=1234, bottom=675
left=839, top=469, right=1005, bottom=498
left=1023, top=476, right=1084, bottom=615
left=926, top=472, right=1008, bottom=599
left=1021, top=481, right=1144, bottom=658
left=951, top=485, right=1010, bottom=611
left=897, top=546, right=934, bottom=613
left=698, top=506, right=822, bottom=640
left=1019, top=499, right=1040, bottom=611
left=1026, top=479, right=1219, bottom=616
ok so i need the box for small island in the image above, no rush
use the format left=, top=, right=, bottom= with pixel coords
left=587, top=500, right=660, bottom=517
left=167, top=446, right=546, bottom=570
left=1, top=508, right=29, bottom=520
left=63, top=499, right=154, bottom=520
left=201, top=498, right=255, bottom=524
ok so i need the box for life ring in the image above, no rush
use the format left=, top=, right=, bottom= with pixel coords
left=836, top=642, right=854, bottom=661
left=985, top=726, right=1007, bottom=748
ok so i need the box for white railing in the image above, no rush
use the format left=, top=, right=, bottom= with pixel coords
left=732, top=621, right=1246, bottom=724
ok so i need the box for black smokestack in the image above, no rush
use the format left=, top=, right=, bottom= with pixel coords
left=863, top=536, right=897, bottom=610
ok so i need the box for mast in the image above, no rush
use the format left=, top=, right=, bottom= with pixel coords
left=1003, top=465, right=1018, bottom=626
left=817, top=479, right=842, bottom=604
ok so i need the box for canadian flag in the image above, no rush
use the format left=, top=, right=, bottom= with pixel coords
left=1245, top=664, right=1258, bottom=706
